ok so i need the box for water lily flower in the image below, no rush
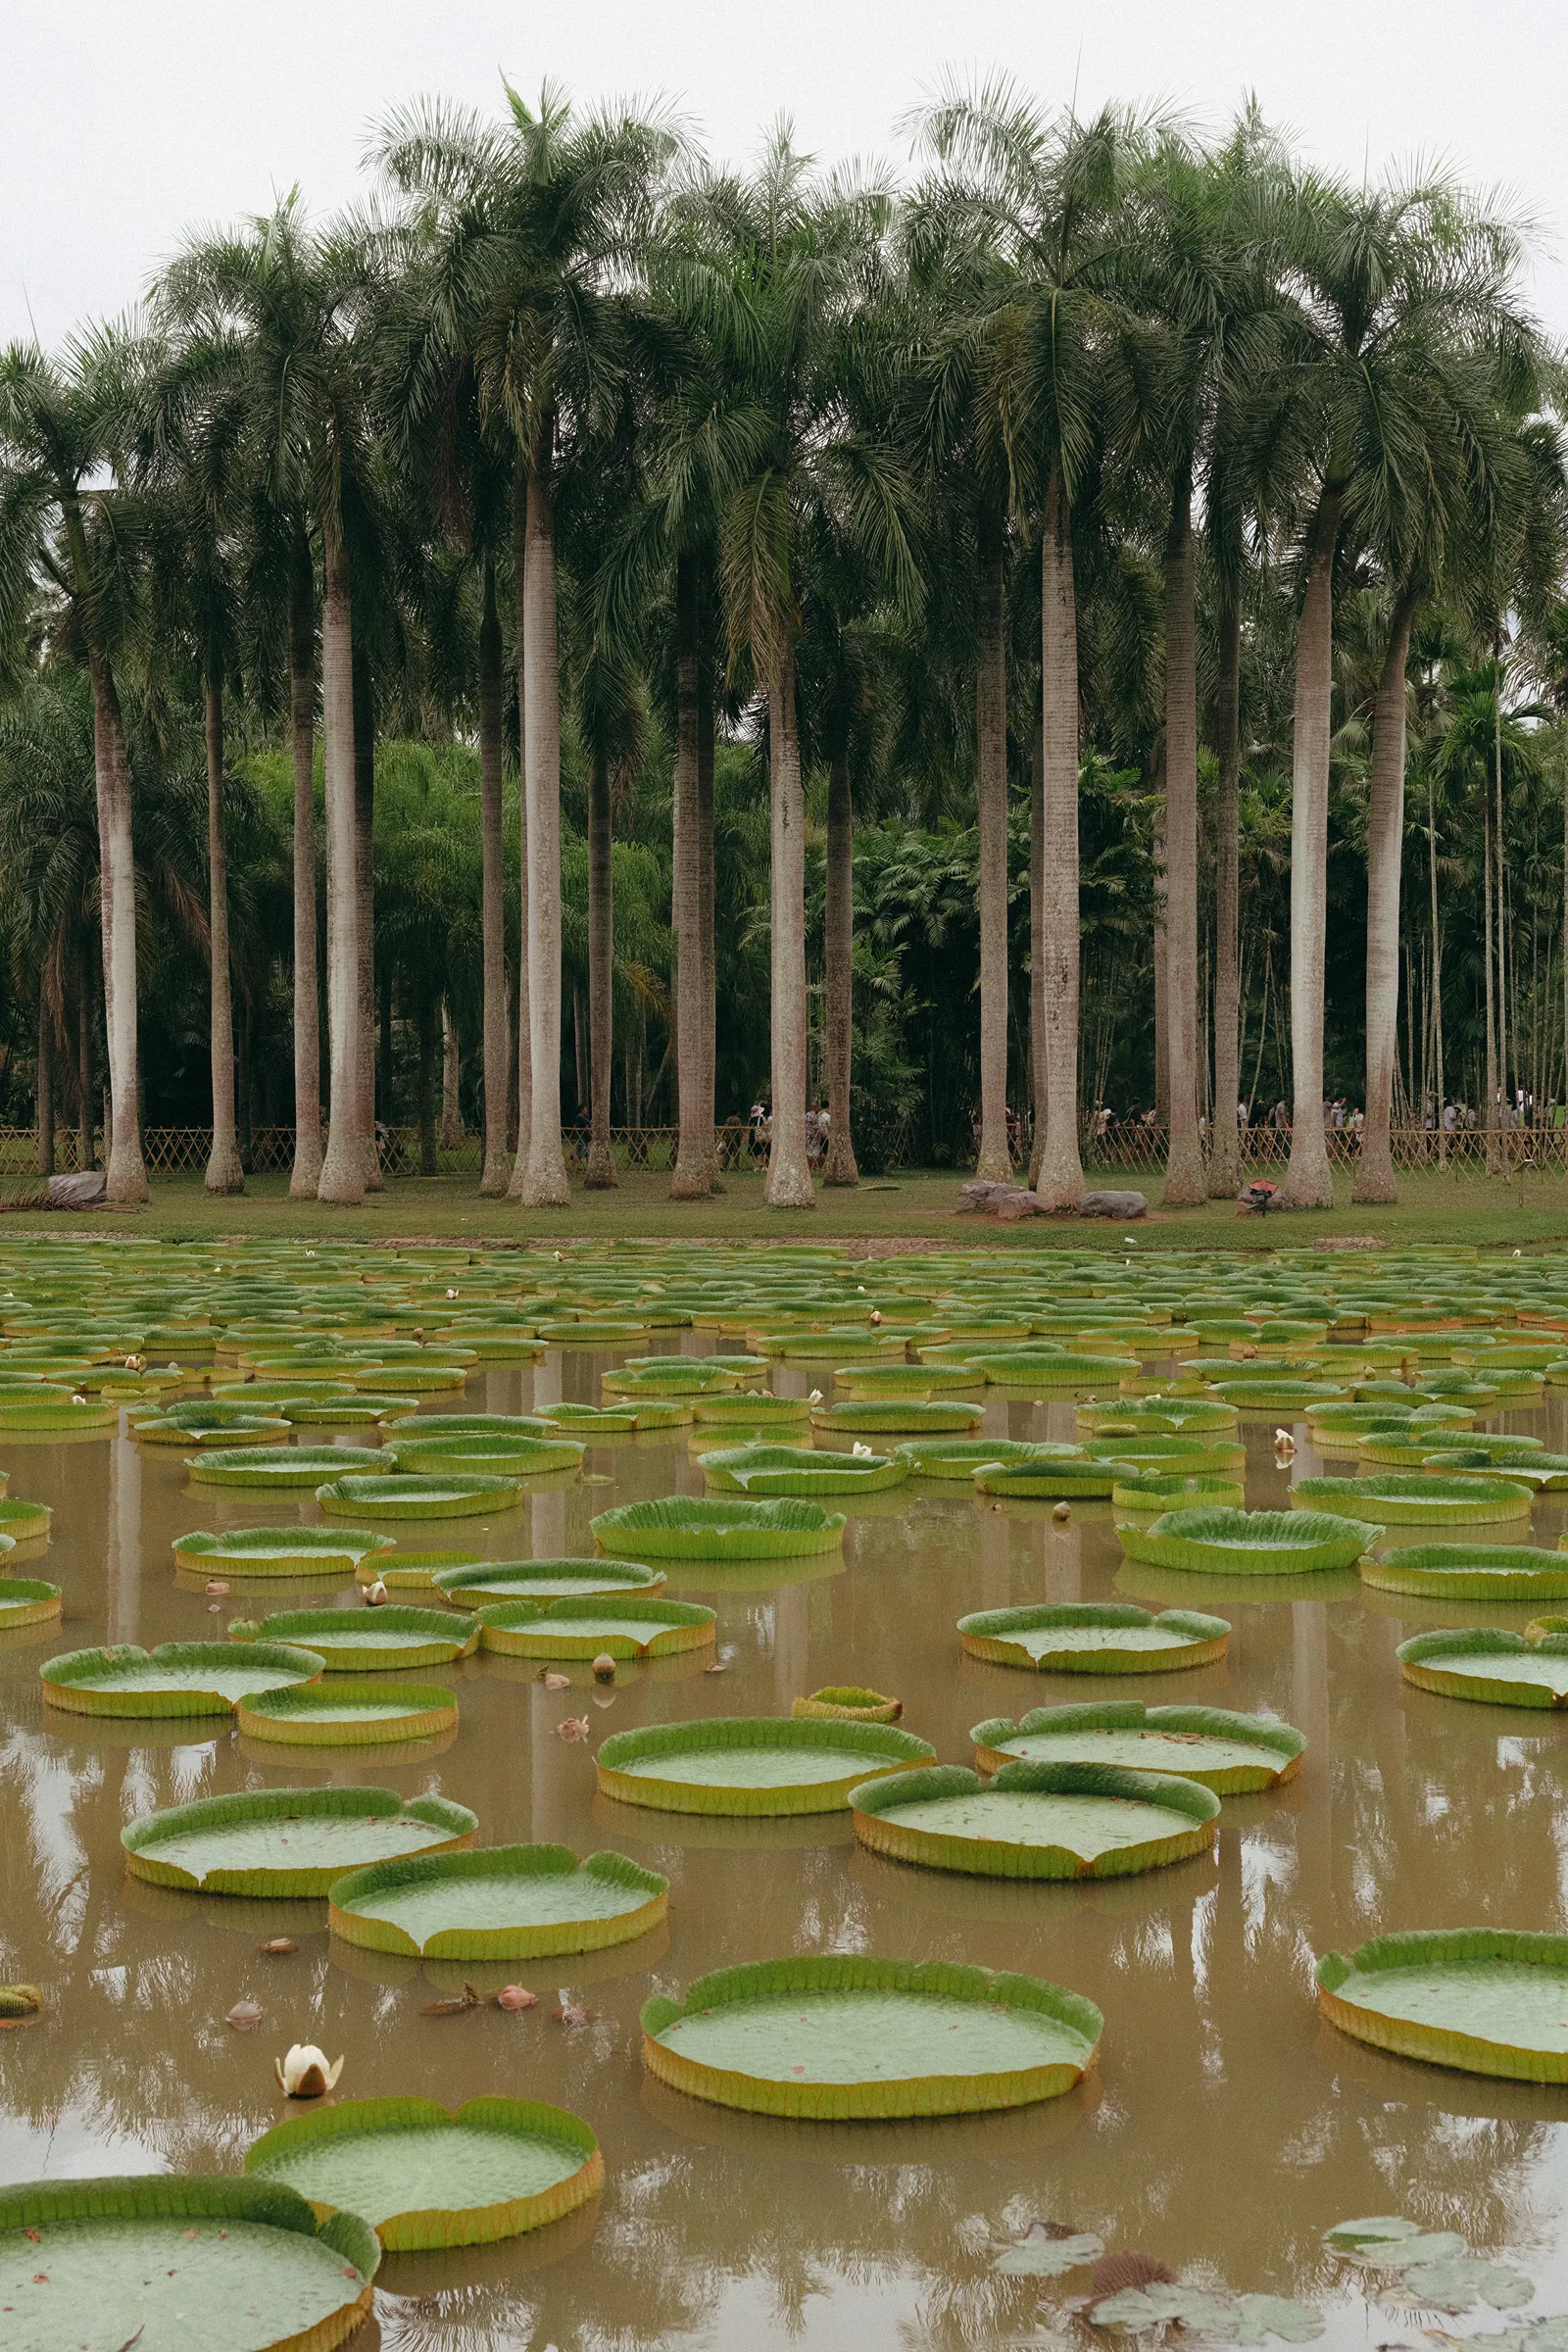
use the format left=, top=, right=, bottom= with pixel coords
left=541, top=1670, right=570, bottom=1690
left=852, top=1442, right=874, bottom=1458
left=274, top=2043, right=343, bottom=2098
left=592, top=1653, right=616, bottom=1682
left=555, top=1716, right=591, bottom=1742
left=364, top=1579, right=389, bottom=1606
left=494, top=1984, right=537, bottom=2011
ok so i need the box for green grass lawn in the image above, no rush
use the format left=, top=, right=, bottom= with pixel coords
left=24, top=1160, right=1568, bottom=1253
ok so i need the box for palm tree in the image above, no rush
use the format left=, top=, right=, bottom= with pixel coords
left=911, top=84, right=1146, bottom=1208
left=374, top=81, right=677, bottom=1207
left=157, top=197, right=377, bottom=1201
left=0, top=331, right=150, bottom=1203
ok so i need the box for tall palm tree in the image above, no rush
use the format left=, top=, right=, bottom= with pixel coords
left=0, top=331, right=150, bottom=1203
left=375, top=81, right=677, bottom=1207
left=911, top=84, right=1146, bottom=1208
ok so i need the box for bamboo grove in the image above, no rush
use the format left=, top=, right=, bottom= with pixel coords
left=1, top=77, right=1566, bottom=1210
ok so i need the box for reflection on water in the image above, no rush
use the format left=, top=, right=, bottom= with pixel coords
left=7, top=1358, right=1568, bottom=2344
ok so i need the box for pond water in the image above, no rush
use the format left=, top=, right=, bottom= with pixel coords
left=6, top=1336, right=1568, bottom=2348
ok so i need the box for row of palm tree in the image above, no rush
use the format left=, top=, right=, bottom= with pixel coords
left=0, top=77, right=1563, bottom=1207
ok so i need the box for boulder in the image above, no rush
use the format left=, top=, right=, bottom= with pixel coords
left=1079, top=1190, right=1147, bottom=1220
left=48, top=1171, right=107, bottom=1209
left=995, top=1192, right=1046, bottom=1222
left=958, top=1180, right=1045, bottom=1219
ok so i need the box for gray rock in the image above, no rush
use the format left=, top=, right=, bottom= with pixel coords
left=995, top=1192, right=1045, bottom=1221
left=1079, top=1189, right=1147, bottom=1219
left=48, top=1171, right=108, bottom=1209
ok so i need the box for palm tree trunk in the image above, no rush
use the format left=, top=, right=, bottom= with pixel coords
left=822, top=746, right=858, bottom=1184
left=202, top=678, right=244, bottom=1194
left=1207, top=599, right=1243, bottom=1197
left=585, top=739, right=616, bottom=1189
left=76, top=969, right=92, bottom=1170
left=1028, top=700, right=1047, bottom=1186
left=670, top=551, right=708, bottom=1198
left=286, top=534, right=323, bottom=1197
left=508, top=464, right=532, bottom=1194
left=1162, top=469, right=1204, bottom=1204
left=1354, top=590, right=1416, bottom=1202
left=975, top=504, right=1011, bottom=1180
left=696, top=565, right=719, bottom=1189
left=353, top=647, right=380, bottom=1190
left=516, top=439, right=570, bottom=1205
left=476, top=553, right=511, bottom=1195
left=316, top=528, right=364, bottom=1203
left=440, top=1001, right=462, bottom=1148
left=85, top=646, right=147, bottom=1204
left=1035, top=471, right=1085, bottom=1209
left=763, top=638, right=814, bottom=1208
left=1283, top=482, right=1343, bottom=1208
left=417, top=994, right=437, bottom=1175
left=35, top=996, right=52, bottom=1177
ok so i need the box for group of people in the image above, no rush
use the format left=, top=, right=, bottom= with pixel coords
left=747, top=1102, right=833, bottom=1167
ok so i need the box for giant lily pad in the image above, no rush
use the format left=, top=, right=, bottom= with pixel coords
left=1397, top=1628, right=1568, bottom=1707
left=595, top=1714, right=935, bottom=1816
left=1084, top=1435, right=1248, bottom=1476
left=1291, top=1474, right=1534, bottom=1526
left=977, top=1349, right=1140, bottom=1388
left=592, top=1495, right=846, bottom=1559
left=133, top=1406, right=292, bottom=1446
left=850, top=1759, right=1220, bottom=1878
left=41, top=1640, right=321, bottom=1718
left=184, top=1444, right=384, bottom=1489
left=122, top=1785, right=476, bottom=1894
left=1317, top=1929, right=1568, bottom=2080
left=1118, top=1505, right=1378, bottom=1576
left=327, top=1842, right=668, bottom=1958
left=811, top=1399, right=985, bottom=1435
left=245, top=2094, right=601, bottom=2250
left=536, top=1400, right=691, bottom=1433
left=956, top=1601, right=1230, bottom=1674
left=433, top=1556, right=665, bottom=1606
left=1109, top=1472, right=1247, bottom=1513
left=475, top=1594, right=716, bottom=1660
left=893, top=1437, right=1042, bottom=1480
left=230, top=1606, right=479, bottom=1671
left=381, top=1432, right=584, bottom=1477
left=700, top=1443, right=907, bottom=1495
left=173, top=1526, right=396, bottom=1577
left=376, top=1411, right=551, bottom=1440
left=0, top=2172, right=378, bottom=2349
left=972, top=1446, right=1120, bottom=1498
left=1359, top=1542, right=1568, bottom=1600
left=317, top=1472, right=522, bottom=1520
left=281, top=1393, right=422, bottom=1425
left=641, top=1955, right=1102, bottom=2118
left=969, top=1701, right=1304, bottom=1788
left=0, top=1397, right=116, bottom=1433
left=691, top=1392, right=812, bottom=1427
left=1076, top=1397, right=1239, bottom=1436
left=237, top=1681, right=459, bottom=1746
left=0, top=1577, right=59, bottom=1630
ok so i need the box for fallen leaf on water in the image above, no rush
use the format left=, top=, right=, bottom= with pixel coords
left=495, top=1984, right=538, bottom=2011
left=259, top=1938, right=296, bottom=1956
left=225, top=2001, right=265, bottom=2032
left=420, top=1991, right=477, bottom=2017
left=555, top=1716, right=591, bottom=1741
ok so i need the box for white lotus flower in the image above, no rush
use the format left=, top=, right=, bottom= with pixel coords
left=852, top=1442, right=874, bottom=1458
left=274, top=2043, right=343, bottom=2098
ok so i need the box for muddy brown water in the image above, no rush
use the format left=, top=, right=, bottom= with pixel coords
left=6, top=1348, right=1568, bottom=2348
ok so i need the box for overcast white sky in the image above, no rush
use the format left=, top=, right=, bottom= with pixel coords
left=5, top=0, right=1566, bottom=345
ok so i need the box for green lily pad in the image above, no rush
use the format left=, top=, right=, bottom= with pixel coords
left=1118, top=1505, right=1378, bottom=1576
left=0, top=1397, right=117, bottom=1433
left=691, top=1393, right=812, bottom=1426
left=1397, top=1628, right=1568, bottom=1706
left=1317, top=1929, right=1568, bottom=2080
left=173, top=1526, right=396, bottom=1576
left=327, top=1842, right=668, bottom=1959
left=184, top=1444, right=384, bottom=1489
left=41, top=1640, right=322, bottom=1717
left=1359, top=1543, right=1568, bottom=1599
left=1292, top=1474, right=1534, bottom=1526
left=641, top=1955, right=1102, bottom=2118
left=595, top=1714, right=935, bottom=1816
left=0, top=2172, right=377, bottom=2350
left=237, top=1680, right=460, bottom=1746
left=0, top=1577, right=59, bottom=1629
left=972, top=1446, right=1121, bottom=1498
left=970, top=1701, right=1303, bottom=1789
left=317, top=1472, right=523, bottom=1520
left=375, top=1412, right=551, bottom=1440
left=699, top=1442, right=907, bottom=1495
left=381, top=1432, right=584, bottom=1477
left=230, top=1606, right=479, bottom=1671
left=592, top=1495, right=846, bottom=1559
left=134, top=1407, right=292, bottom=1446
left=850, top=1759, right=1220, bottom=1878
left=433, top=1556, right=665, bottom=1606
left=811, top=1399, right=986, bottom=1434
left=1109, top=1472, right=1247, bottom=1512
left=475, top=1593, right=716, bottom=1660
left=892, top=1437, right=1042, bottom=1479
left=957, top=1601, right=1230, bottom=1673
left=244, top=2094, right=601, bottom=2250
left=122, top=1785, right=476, bottom=1893
left=280, top=1392, right=423, bottom=1425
